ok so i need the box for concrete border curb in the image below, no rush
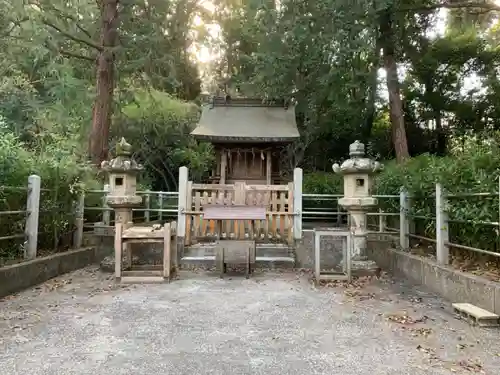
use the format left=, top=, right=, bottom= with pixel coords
left=0, top=247, right=109, bottom=298
left=367, top=234, right=500, bottom=314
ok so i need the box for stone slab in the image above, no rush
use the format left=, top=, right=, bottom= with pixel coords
left=453, top=303, right=500, bottom=327
left=452, top=303, right=498, bottom=319
left=294, top=230, right=315, bottom=269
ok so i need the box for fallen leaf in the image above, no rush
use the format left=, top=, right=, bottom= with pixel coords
left=410, top=327, right=433, bottom=337
left=457, top=359, right=484, bottom=373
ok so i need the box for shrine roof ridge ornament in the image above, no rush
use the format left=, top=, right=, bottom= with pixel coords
left=211, top=96, right=289, bottom=108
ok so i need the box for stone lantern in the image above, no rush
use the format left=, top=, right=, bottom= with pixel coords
left=100, top=137, right=143, bottom=227
left=333, top=140, right=383, bottom=274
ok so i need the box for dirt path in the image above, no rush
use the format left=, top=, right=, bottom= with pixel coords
left=0, top=267, right=498, bottom=374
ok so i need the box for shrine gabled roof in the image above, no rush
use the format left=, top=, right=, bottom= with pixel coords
left=190, top=97, right=300, bottom=143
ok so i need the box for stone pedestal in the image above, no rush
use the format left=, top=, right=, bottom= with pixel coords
left=333, top=141, right=383, bottom=276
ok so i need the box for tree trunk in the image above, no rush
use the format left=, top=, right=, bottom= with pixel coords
left=379, top=10, right=410, bottom=162
left=435, top=111, right=446, bottom=155
left=363, top=44, right=381, bottom=143
left=89, top=0, right=119, bottom=166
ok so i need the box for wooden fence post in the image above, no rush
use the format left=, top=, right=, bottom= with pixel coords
left=293, top=168, right=303, bottom=240
left=435, top=183, right=450, bottom=265
left=102, top=184, right=110, bottom=226
left=399, top=188, right=410, bottom=250
left=177, top=167, right=188, bottom=259
left=73, top=192, right=85, bottom=248
left=25, top=174, right=41, bottom=260
left=144, top=189, right=151, bottom=222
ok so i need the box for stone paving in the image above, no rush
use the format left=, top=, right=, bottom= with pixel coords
left=0, top=267, right=499, bottom=375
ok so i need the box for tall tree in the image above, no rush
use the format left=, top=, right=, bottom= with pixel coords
left=90, top=0, right=119, bottom=166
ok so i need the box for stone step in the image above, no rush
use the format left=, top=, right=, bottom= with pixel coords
left=185, top=243, right=293, bottom=258
left=452, top=303, right=500, bottom=327
left=180, top=243, right=295, bottom=269
left=179, top=255, right=295, bottom=270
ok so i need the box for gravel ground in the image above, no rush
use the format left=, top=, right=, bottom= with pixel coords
left=0, top=267, right=499, bottom=375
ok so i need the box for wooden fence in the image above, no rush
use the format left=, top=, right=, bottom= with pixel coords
left=184, top=181, right=295, bottom=244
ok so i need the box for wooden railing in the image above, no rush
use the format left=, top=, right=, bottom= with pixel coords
left=184, top=182, right=294, bottom=244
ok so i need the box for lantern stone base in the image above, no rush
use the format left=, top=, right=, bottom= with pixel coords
left=350, top=222, right=380, bottom=277
left=106, top=195, right=142, bottom=207
left=351, top=257, right=380, bottom=277
left=338, top=197, right=377, bottom=210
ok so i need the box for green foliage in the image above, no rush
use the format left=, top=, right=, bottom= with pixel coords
left=2, top=0, right=500, bottom=262
left=303, top=172, right=342, bottom=195
left=114, top=90, right=214, bottom=191
left=376, top=133, right=500, bottom=252
left=303, top=133, right=500, bottom=252
left=0, top=121, right=99, bottom=260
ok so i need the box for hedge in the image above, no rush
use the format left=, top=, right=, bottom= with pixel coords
left=0, top=125, right=99, bottom=260
left=303, top=135, right=500, bottom=253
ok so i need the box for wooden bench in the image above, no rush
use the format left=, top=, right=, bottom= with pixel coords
left=202, top=204, right=266, bottom=278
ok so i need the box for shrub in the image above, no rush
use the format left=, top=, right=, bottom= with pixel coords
left=303, top=171, right=343, bottom=195
left=0, top=120, right=99, bottom=260
left=303, top=134, right=500, bottom=252
left=113, top=90, right=214, bottom=191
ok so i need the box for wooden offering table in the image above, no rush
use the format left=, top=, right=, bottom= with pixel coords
left=114, top=222, right=176, bottom=283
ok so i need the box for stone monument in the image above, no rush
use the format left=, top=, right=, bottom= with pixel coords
left=100, top=137, right=143, bottom=227
left=332, top=140, right=383, bottom=275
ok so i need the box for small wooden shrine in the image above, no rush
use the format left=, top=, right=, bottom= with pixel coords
left=191, top=97, right=300, bottom=185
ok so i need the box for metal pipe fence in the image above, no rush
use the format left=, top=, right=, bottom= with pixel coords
left=0, top=175, right=84, bottom=262
left=3, top=174, right=500, bottom=267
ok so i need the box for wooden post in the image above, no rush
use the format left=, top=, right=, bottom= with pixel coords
left=185, top=181, right=193, bottom=245
left=399, top=188, right=410, bottom=250
left=436, top=183, right=449, bottom=265
left=234, top=181, right=246, bottom=204
left=235, top=182, right=245, bottom=239
left=163, top=222, right=171, bottom=281
left=215, top=149, right=221, bottom=178
left=114, top=222, right=123, bottom=280
left=266, top=150, right=272, bottom=184
left=102, top=184, right=110, bottom=226
left=73, top=192, right=85, bottom=248
left=25, top=174, right=41, bottom=260
left=293, top=168, right=302, bottom=240
left=144, top=189, right=151, bottom=222
left=177, top=167, right=188, bottom=258
left=287, top=182, right=294, bottom=245
left=220, top=150, right=227, bottom=184
left=170, top=220, right=178, bottom=270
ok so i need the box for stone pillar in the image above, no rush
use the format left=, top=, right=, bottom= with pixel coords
left=350, top=209, right=368, bottom=260
left=115, top=208, right=133, bottom=226
left=333, top=140, right=383, bottom=275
